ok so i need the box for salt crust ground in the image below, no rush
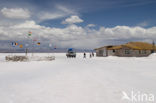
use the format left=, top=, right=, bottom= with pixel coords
left=0, top=53, right=156, bottom=103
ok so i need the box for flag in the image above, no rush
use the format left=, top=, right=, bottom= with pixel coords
left=15, top=42, right=18, bottom=46
left=19, top=45, right=23, bottom=48
left=12, top=42, right=18, bottom=47
left=12, top=42, right=15, bottom=47
left=37, top=42, right=41, bottom=45
left=28, top=31, right=32, bottom=36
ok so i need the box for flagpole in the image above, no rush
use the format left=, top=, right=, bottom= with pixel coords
left=28, top=31, right=33, bottom=57
left=32, top=39, right=34, bottom=57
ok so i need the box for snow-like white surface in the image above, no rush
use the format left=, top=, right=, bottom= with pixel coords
left=0, top=53, right=156, bottom=103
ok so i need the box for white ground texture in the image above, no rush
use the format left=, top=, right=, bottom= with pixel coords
left=0, top=53, right=156, bottom=103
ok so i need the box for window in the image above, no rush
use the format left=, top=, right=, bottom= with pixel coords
left=142, top=50, right=146, bottom=54
left=113, top=49, right=115, bottom=53
left=151, top=50, right=154, bottom=53
left=99, top=50, right=103, bottom=55
left=125, top=49, right=130, bottom=54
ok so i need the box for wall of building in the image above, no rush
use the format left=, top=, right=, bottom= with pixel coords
left=96, top=46, right=152, bottom=57
left=96, top=48, right=107, bottom=57
left=107, top=50, right=115, bottom=56
left=96, top=49, right=103, bottom=56
left=112, top=46, right=152, bottom=57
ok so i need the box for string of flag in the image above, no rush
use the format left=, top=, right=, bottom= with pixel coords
left=10, top=31, right=57, bottom=49
left=11, top=42, right=23, bottom=48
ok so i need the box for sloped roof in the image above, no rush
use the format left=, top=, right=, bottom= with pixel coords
left=126, top=42, right=155, bottom=50
left=94, top=46, right=106, bottom=50
left=96, top=42, right=156, bottom=50
left=107, top=45, right=122, bottom=50
left=94, top=45, right=113, bottom=50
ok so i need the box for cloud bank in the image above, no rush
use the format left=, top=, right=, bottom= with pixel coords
left=0, top=19, right=156, bottom=49
left=1, top=8, right=31, bottom=19
left=0, top=7, right=156, bottom=50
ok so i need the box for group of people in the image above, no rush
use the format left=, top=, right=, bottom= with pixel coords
left=83, top=52, right=94, bottom=58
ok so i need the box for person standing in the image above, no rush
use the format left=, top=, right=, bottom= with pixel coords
left=92, top=52, right=94, bottom=57
left=84, top=52, right=86, bottom=58
left=90, top=53, right=92, bottom=58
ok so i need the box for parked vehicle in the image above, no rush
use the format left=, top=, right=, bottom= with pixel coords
left=66, top=48, right=76, bottom=58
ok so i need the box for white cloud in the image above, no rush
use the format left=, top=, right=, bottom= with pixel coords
left=38, top=5, right=77, bottom=21
left=12, top=21, right=42, bottom=29
left=38, top=12, right=66, bottom=21
left=0, top=20, right=156, bottom=49
left=1, top=8, right=31, bottom=19
left=87, top=24, right=96, bottom=27
left=62, top=15, right=83, bottom=24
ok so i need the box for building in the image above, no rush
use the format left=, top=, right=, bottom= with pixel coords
left=95, top=42, right=156, bottom=57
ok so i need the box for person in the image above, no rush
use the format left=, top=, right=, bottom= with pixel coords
left=92, top=52, right=94, bottom=57
left=90, top=53, right=92, bottom=58
left=84, top=52, right=86, bottom=58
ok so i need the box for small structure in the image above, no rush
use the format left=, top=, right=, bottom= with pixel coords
left=5, top=55, right=55, bottom=62
left=6, top=56, right=28, bottom=61
left=95, top=42, right=156, bottom=57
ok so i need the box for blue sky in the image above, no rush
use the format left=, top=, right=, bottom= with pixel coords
left=37, top=0, right=156, bottom=28
left=0, top=0, right=156, bottom=50
left=1, top=0, right=156, bottom=27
